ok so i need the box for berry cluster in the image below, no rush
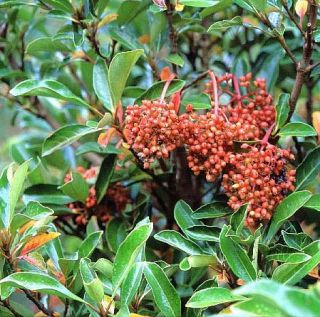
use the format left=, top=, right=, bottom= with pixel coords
left=124, top=100, right=181, bottom=169
left=123, top=72, right=295, bottom=224
left=222, top=144, right=296, bottom=225
left=64, top=167, right=130, bottom=226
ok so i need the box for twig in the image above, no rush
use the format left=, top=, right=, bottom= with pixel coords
left=280, top=0, right=305, bottom=37
left=182, top=71, right=209, bottom=91
left=165, top=1, right=178, bottom=73
left=63, top=299, right=69, bottom=317
left=23, top=290, right=54, bottom=316
left=1, top=300, right=24, bottom=317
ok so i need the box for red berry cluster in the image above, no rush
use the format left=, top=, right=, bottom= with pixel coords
left=222, top=144, right=296, bottom=226
left=64, top=167, right=130, bottom=226
left=123, top=72, right=295, bottom=224
left=124, top=100, right=181, bottom=169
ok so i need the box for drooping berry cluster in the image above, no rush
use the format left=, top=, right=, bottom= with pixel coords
left=222, top=144, right=296, bottom=225
left=124, top=100, right=181, bottom=169
left=123, top=72, right=295, bottom=224
left=65, top=167, right=130, bottom=226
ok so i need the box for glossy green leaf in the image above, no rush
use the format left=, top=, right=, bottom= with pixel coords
left=95, top=154, right=117, bottom=203
left=266, top=252, right=311, bottom=264
left=179, top=254, right=221, bottom=271
left=181, top=93, right=211, bottom=110
left=295, top=147, right=320, bottom=190
left=278, top=122, right=317, bottom=137
left=0, top=272, right=84, bottom=303
left=272, top=241, right=320, bottom=285
left=282, top=231, right=313, bottom=250
left=208, top=16, right=242, bottom=33
left=144, top=262, right=181, bottom=317
left=186, top=287, right=245, bottom=308
left=7, top=161, right=29, bottom=228
left=192, top=202, right=232, bottom=219
left=265, top=191, right=312, bottom=244
left=79, top=231, right=103, bottom=258
left=154, top=230, right=204, bottom=255
left=10, top=80, right=89, bottom=107
left=42, top=125, right=101, bottom=156
left=166, top=54, right=184, bottom=67
left=174, top=200, right=201, bottom=236
left=112, top=222, right=152, bottom=295
left=109, top=49, right=144, bottom=106
left=180, top=0, right=218, bottom=6
left=93, top=58, right=114, bottom=113
left=80, top=258, right=104, bottom=303
left=59, top=172, right=89, bottom=203
left=230, top=204, right=249, bottom=235
left=304, top=194, right=320, bottom=211
left=185, top=225, right=220, bottom=242
left=220, top=225, right=257, bottom=282
left=106, top=218, right=127, bottom=252
left=120, top=262, right=144, bottom=305
left=25, top=37, right=72, bottom=55
left=235, top=278, right=320, bottom=316
left=135, top=80, right=185, bottom=104
left=274, top=93, right=290, bottom=132
left=23, top=185, right=74, bottom=205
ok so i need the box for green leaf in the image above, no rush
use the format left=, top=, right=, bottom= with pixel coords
left=208, top=16, right=242, bottom=33
left=265, top=191, right=312, bottom=244
left=180, top=0, right=218, bottom=7
left=272, top=241, right=320, bottom=285
left=59, top=172, right=89, bottom=203
left=192, top=202, right=232, bottom=219
left=23, top=185, right=74, bottom=205
left=120, top=262, right=144, bottom=305
left=144, top=262, right=181, bottom=317
left=95, top=155, right=117, bottom=203
left=109, top=49, right=144, bottom=106
left=235, top=278, right=320, bottom=316
left=295, top=146, right=320, bottom=190
left=7, top=161, right=29, bottom=228
left=42, top=125, right=101, bottom=156
left=25, top=37, right=72, bottom=55
left=274, top=93, right=290, bottom=132
left=174, top=200, right=201, bottom=236
left=154, top=230, right=204, bottom=255
left=186, top=287, right=245, bottom=308
left=230, top=204, right=249, bottom=235
left=181, top=93, right=211, bottom=110
left=79, top=231, right=103, bottom=258
left=220, top=225, right=257, bottom=282
left=304, top=194, right=320, bottom=211
left=80, top=258, right=104, bottom=303
left=105, top=218, right=127, bottom=252
left=135, top=80, right=185, bottom=104
left=179, top=254, right=221, bottom=271
left=266, top=252, right=311, bottom=264
left=10, top=80, right=89, bottom=107
left=112, top=222, right=152, bottom=295
left=93, top=58, right=114, bottom=113
left=278, top=122, right=317, bottom=137
left=0, top=272, right=84, bottom=303
left=166, top=54, right=184, bottom=67
left=185, top=225, right=220, bottom=242
left=282, top=231, right=313, bottom=250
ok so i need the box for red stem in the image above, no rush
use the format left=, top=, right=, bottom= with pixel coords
left=232, top=74, right=242, bottom=107
left=160, top=74, right=176, bottom=102
left=208, top=70, right=219, bottom=115
left=261, top=123, right=275, bottom=145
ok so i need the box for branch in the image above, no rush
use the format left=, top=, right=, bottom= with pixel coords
left=280, top=0, right=305, bottom=37
left=287, top=1, right=318, bottom=123
left=23, top=290, right=54, bottom=316
left=1, top=300, right=24, bottom=317
left=165, top=1, right=178, bottom=73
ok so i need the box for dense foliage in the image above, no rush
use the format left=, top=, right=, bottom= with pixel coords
left=0, top=0, right=320, bottom=316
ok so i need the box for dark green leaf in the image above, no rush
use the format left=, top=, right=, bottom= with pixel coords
left=208, top=16, right=242, bottom=33
left=192, top=202, right=232, bottom=219
left=59, top=172, right=89, bottom=203
left=274, top=93, right=290, bottom=132
left=144, top=262, right=181, bottom=317
left=265, top=191, right=312, bottom=244
left=278, top=123, right=317, bottom=137
left=295, top=147, right=320, bottom=190
left=220, top=225, right=257, bottom=282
